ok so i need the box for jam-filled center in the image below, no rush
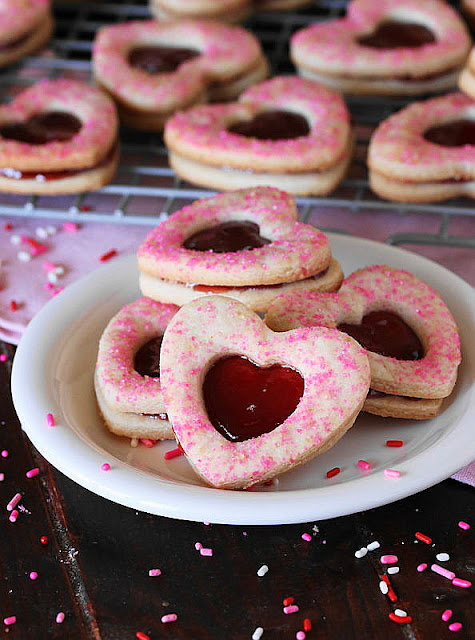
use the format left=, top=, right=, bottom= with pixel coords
left=134, top=336, right=163, bottom=378
left=183, top=220, right=271, bottom=253
left=227, top=110, right=310, bottom=141
left=203, top=355, right=305, bottom=442
left=423, top=119, right=475, bottom=147
left=337, top=310, right=424, bottom=360
left=357, top=20, right=436, bottom=49
left=128, top=45, right=200, bottom=74
left=0, top=111, right=82, bottom=145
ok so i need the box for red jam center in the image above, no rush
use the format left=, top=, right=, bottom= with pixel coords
left=0, top=111, right=82, bottom=145
left=337, top=311, right=424, bottom=360
left=228, top=110, right=310, bottom=141
left=133, top=336, right=163, bottom=378
left=423, top=119, right=475, bottom=147
left=128, top=45, right=200, bottom=74
left=183, top=220, right=271, bottom=253
left=203, top=355, right=305, bottom=442
left=357, top=20, right=436, bottom=49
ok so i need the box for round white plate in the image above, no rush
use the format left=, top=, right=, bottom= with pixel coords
left=11, top=234, right=475, bottom=525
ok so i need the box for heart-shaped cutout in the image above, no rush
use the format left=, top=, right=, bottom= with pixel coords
left=357, top=20, right=435, bottom=49
left=128, top=45, right=200, bottom=74
left=0, top=111, right=82, bottom=145
left=227, top=109, right=310, bottom=141
left=265, top=265, right=461, bottom=416
left=160, top=295, right=370, bottom=489
left=183, top=220, right=271, bottom=253
left=203, top=355, right=304, bottom=442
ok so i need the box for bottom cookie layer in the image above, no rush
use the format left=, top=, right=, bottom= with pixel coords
left=369, top=169, right=475, bottom=203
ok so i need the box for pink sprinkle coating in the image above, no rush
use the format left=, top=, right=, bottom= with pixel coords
left=452, top=578, right=472, bottom=588
left=431, top=564, right=455, bottom=580
left=26, top=467, right=39, bottom=478
left=3, top=616, right=16, bottom=626
left=101, top=463, right=111, bottom=471
left=301, top=533, right=312, bottom=542
left=29, top=571, right=38, bottom=581
left=448, top=622, right=463, bottom=632
left=417, top=563, right=428, bottom=572
left=442, top=609, right=453, bottom=622
left=7, top=492, right=22, bottom=511
left=56, top=612, right=65, bottom=624
left=9, top=509, right=19, bottom=523
left=296, top=632, right=306, bottom=640
left=161, top=613, right=177, bottom=623
left=1, top=449, right=8, bottom=458
left=380, top=554, right=398, bottom=565
left=458, top=521, right=470, bottom=530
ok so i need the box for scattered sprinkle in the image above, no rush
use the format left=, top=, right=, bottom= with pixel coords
left=386, top=440, right=403, bottom=447
left=283, top=605, right=299, bottom=615
left=148, top=568, right=162, bottom=577
left=394, top=609, right=407, bottom=617
left=387, top=567, right=400, bottom=575
left=452, top=578, right=472, bottom=589
left=40, top=536, right=49, bottom=545
left=283, top=597, right=294, bottom=606
left=26, top=468, right=39, bottom=478
left=101, top=463, right=111, bottom=471
left=161, top=613, right=177, bottom=623
left=7, top=492, right=22, bottom=511
left=63, top=222, right=78, bottom=232
left=140, top=439, right=156, bottom=448
left=46, top=413, right=55, bottom=427
left=384, top=469, right=401, bottom=479
left=417, top=563, right=427, bottom=572
left=99, top=249, right=117, bottom=262
left=380, top=554, right=398, bottom=564
left=379, top=580, right=389, bottom=595
left=3, top=616, right=16, bottom=626
left=326, top=466, right=340, bottom=478
left=388, top=612, right=412, bottom=624
left=55, top=612, right=65, bottom=624
left=458, top=521, right=470, bottom=530
left=442, top=609, right=453, bottom=622
left=357, top=459, right=371, bottom=470
left=1, top=450, right=8, bottom=458
left=367, top=541, right=380, bottom=551
left=296, top=632, right=306, bottom=640
left=136, top=633, right=150, bottom=640
left=379, top=575, right=397, bottom=602
left=195, top=542, right=203, bottom=550
left=257, top=565, right=268, bottom=577
left=164, top=447, right=183, bottom=460
left=355, top=547, right=368, bottom=558
left=9, top=509, right=19, bottom=523
left=301, top=533, right=312, bottom=542
left=303, top=619, right=312, bottom=632
left=431, top=564, right=455, bottom=580
left=0, top=354, right=7, bottom=362
left=252, top=627, right=264, bottom=640
left=29, top=571, right=38, bottom=581
left=448, top=622, right=463, bottom=632
left=436, top=552, right=450, bottom=562
left=9, top=299, right=18, bottom=311
left=415, top=531, right=432, bottom=545
left=200, top=547, right=213, bottom=556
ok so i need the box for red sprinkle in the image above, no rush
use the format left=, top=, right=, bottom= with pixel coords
left=164, top=447, right=183, bottom=460
left=380, top=575, right=398, bottom=602
left=4, top=223, right=12, bottom=231
left=386, top=440, right=403, bottom=447
left=283, top=597, right=295, bottom=606
left=140, top=438, right=157, bottom=448
left=136, top=633, right=150, bottom=640
left=99, top=249, right=117, bottom=262
left=326, top=466, right=341, bottom=478
left=303, top=619, right=312, bottom=632
left=415, top=531, right=432, bottom=545
left=40, top=536, right=49, bottom=545
left=9, top=300, right=18, bottom=311
left=388, top=612, right=412, bottom=624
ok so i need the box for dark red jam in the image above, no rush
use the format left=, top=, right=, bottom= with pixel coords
left=423, top=119, right=475, bottom=147
left=357, top=20, right=436, bottom=49
left=203, top=355, right=304, bottom=442
left=183, top=220, right=271, bottom=253
left=0, top=111, right=82, bottom=145
left=227, top=110, right=310, bottom=140
left=128, top=45, right=200, bottom=74
left=133, top=336, right=163, bottom=378
left=337, top=311, right=424, bottom=361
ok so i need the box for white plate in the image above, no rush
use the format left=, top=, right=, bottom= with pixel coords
left=11, top=234, right=475, bottom=525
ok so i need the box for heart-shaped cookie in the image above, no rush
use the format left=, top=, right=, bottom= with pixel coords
left=368, top=92, right=475, bottom=203
left=95, top=297, right=179, bottom=440
left=164, top=75, right=352, bottom=196
left=160, top=295, right=370, bottom=489
left=265, top=265, right=461, bottom=419
left=290, top=0, right=471, bottom=96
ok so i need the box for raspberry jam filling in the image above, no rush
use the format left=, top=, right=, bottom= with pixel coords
left=357, top=20, right=436, bottom=49
left=337, top=311, right=424, bottom=360
left=423, top=119, right=475, bottom=147
left=128, top=45, right=200, bottom=74
left=133, top=336, right=163, bottom=378
left=227, top=110, right=310, bottom=140
left=183, top=220, right=271, bottom=253
left=203, top=355, right=304, bottom=442
left=190, top=268, right=329, bottom=293
left=0, top=111, right=82, bottom=145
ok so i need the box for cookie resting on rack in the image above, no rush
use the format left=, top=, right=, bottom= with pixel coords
left=0, top=78, right=119, bottom=195
left=290, top=0, right=471, bottom=96
left=92, top=19, right=269, bottom=132
left=137, top=186, right=343, bottom=313
left=95, top=297, right=179, bottom=441
left=148, top=0, right=311, bottom=22
left=265, top=265, right=461, bottom=420
left=164, top=75, right=352, bottom=196
left=0, top=0, right=54, bottom=68
left=159, top=295, right=370, bottom=489
left=368, top=92, right=475, bottom=203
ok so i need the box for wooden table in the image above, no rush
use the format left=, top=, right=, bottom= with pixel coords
left=0, top=341, right=473, bottom=639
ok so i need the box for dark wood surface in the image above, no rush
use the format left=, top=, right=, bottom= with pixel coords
left=0, top=341, right=473, bottom=639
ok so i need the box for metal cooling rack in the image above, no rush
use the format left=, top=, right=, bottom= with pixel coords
left=0, top=0, right=474, bottom=252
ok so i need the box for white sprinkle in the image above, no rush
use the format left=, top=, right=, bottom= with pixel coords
left=24, top=201, right=34, bottom=211
left=257, top=564, right=268, bottom=577
left=388, top=567, right=400, bottom=575
left=18, top=250, right=31, bottom=262
left=252, top=627, right=264, bottom=640
left=367, top=541, right=380, bottom=551
left=10, top=234, right=21, bottom=245
left=114, top=209, right=124, bottom=216
left=35, top=174, right=46, bottom=182
left=68, top=206, right=79, bottom=214
left=47, top=271, right=58, bottom=284
left=54, top=265, right=65, bottom=276
left=379, top=580, right=389, bottom=595
left=355, top=547, right=368, bottom=558
left=436, top=553, right=450, bottom=562
left=46, top=225, right=57, bottom=235
left=394, top=609, right=407, bottom=617
left=36, top=227, right=48, bottom=239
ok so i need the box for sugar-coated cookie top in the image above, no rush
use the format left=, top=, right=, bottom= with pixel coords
left=291, top=0, right=471, bottom=77
left=368, top=92, right=475, bottom=181
left=0, top=78, right=118, bottom=171
left=0, top=0, right=50, bottom=44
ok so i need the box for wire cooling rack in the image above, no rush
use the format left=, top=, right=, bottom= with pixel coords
left=0, top=0, right=474, bottom=253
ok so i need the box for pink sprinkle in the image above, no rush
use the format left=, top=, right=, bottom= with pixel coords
left=7, top=492, right=22, bottom=511
left=148, top=568, right=162, bottom=577
left=448, top=622, right=463, bottom=632
left=195, top=542, right=203, bottom=550
left=442, top=609, right=453, bottom=621
left=0, top=473, right=4, bottom=481
left=26, top=468, right=39, bottom=478
left=29, top=571, right=38, bottom=581
left=380, top=554, right=398, bottom=564
left=161, top=614, right=177, bottom=623
left=458, top=521, right=470, bottom=530
left=431, top=564, right=456, bottom=580
left=200, top=547, right=213, bottom=556
left=140, top=439, right=156, bottom=448
left=301, top=533, right=312, bottom=542
left=46, top=413, right=55, bottom=427
left=9, top=509, right=19, bottom=523
left=101, top=463, right=111, bottom=471
left=42, top=260, right=56, bottom=272
left=56, top=612, right=65, bottom=624
left=283, top=605, right=299, bottom=614
left=452, top=578, right=472, bottom=588
left=164, top=447, right=183, bottom=460
left=417, top=563, right=427, bottom=572
left=3, top=616, right=16, bottom=626
left=384, top=469, right=401, bottom=479
left=0, top=354, right=7, bottom=362
left=296, top=632, right=306, bottom=640
left=357, top=459, right=372, bottom=470
left=1, top=449, right=8, bottom=458
left=63, top=222, right=78, bottom=232
left=44, top=282, right=54, bottom=290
